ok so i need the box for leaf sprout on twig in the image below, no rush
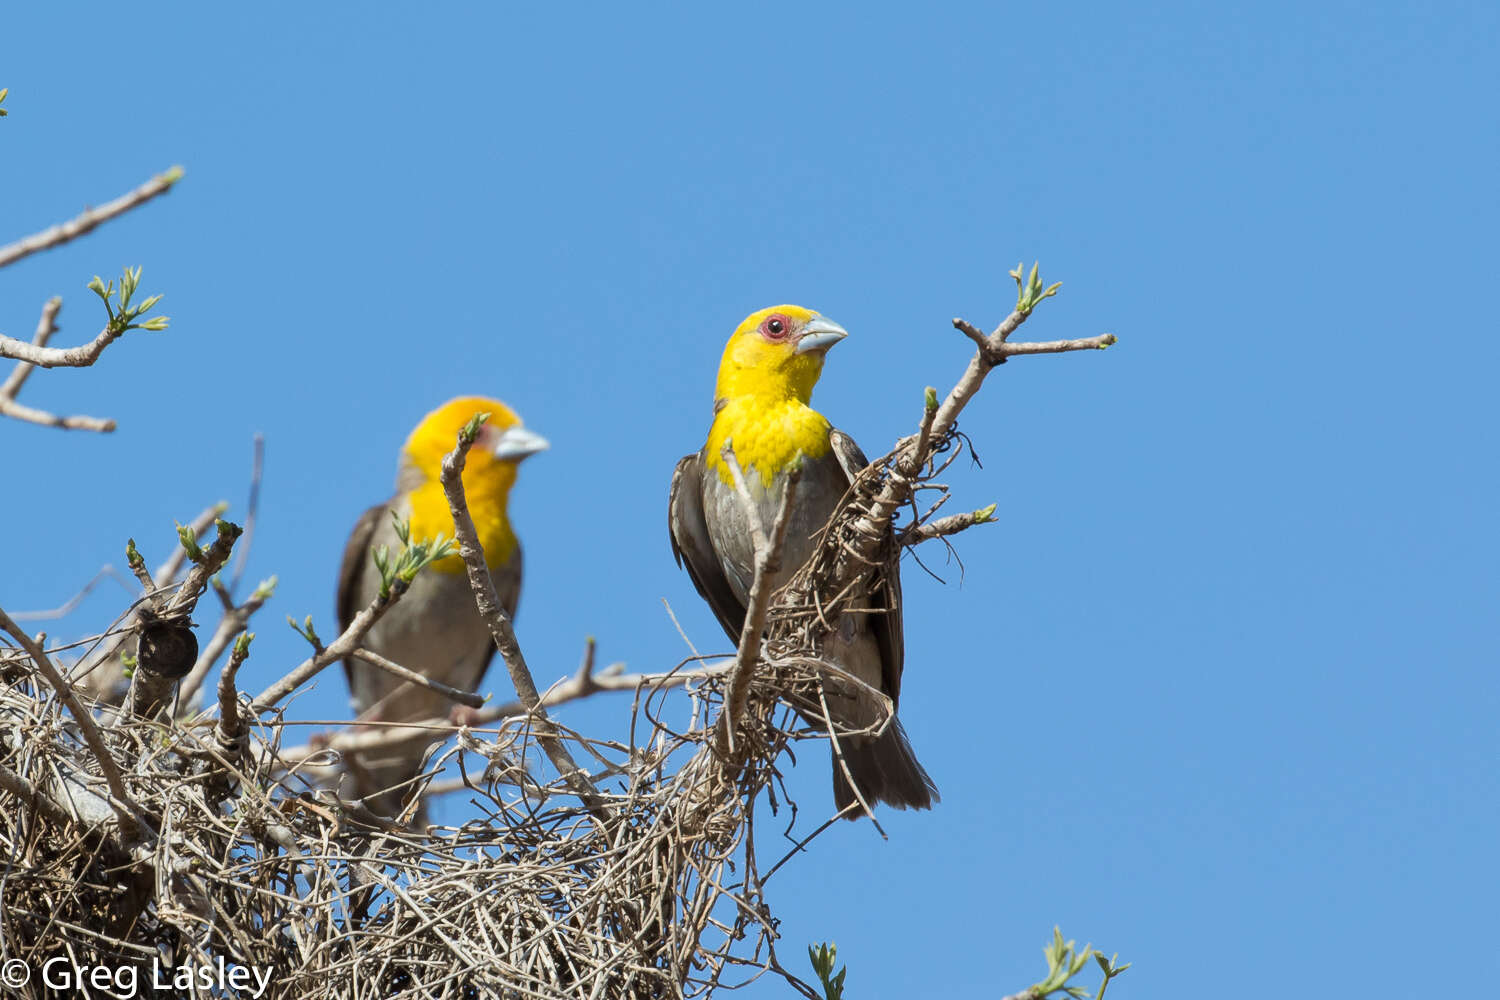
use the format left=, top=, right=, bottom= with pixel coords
left=1019, top=926, right=1131, bottom=1000
left=87, top=265, right=169, bottom=334
left=1011, top=261, right=1063, bottom=316
left=808, top=942, right=847, bottom=1000
left=287, top=614, right=323, bottom=648
left=373, top=513, right=456, bottom=599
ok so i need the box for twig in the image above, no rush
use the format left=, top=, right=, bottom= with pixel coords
left=10, top=564, right=136, bottom=622
left=347, top=648, right=485, bottom=709
left=0, top=167, right=183, bottom=271
left=227, top=433, right=264, bottom=596
left=164, top=518, right=243, bottom=617
left=718, top=444, right=800, bottom=743
left=898, top=504, right=997, bottom=547
left=213, top=634, right=253, bottom=781
left=953, top=317, right=989, bottom=350
left=0, top=394, right=115, bottom=431
left=69, top=505, right=227, bottom=692
left=123, top=520, right=242, bottom=720
left=999, top=333, right=1118, bottom=357
left=215, top=635, right=251, bottom=745
left=0, top=606, right=140, bottom=829
left=148, top=503, right=226, bottom=596
left=841, top=308, right=1114, bottom=586
left=439, top=422, right=611, bottom=821
left=0, top=318, right=125, bottom=369
left=899, top=387, right=940, bottom=480
left=0, top=298, right=116, bottom=430
left=176, top=576, right=275, bottom=708
left=274, top=661, right=727, bottom=766
left=248, top=583, right=408, bottom=712
left=0, top=297, right=59, bottom=398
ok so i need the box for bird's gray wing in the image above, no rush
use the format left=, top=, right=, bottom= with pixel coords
left=669, top=452, right=747, bottom=640
left=829, top=428, right=906, bottom=705
left=337, top=502, right=388, bottom=691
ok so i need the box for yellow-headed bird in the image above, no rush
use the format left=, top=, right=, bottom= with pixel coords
left=669, top=306, right=937, bottom=817
left=337, top=396, right=548, bottom=817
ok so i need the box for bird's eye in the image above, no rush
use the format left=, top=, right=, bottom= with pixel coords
left=761, top=315, right=789, bottom=339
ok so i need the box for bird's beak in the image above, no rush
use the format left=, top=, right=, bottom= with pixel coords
left=794, top=316, right=849, bottom=355
left=490, top=425, right=550, bottom=462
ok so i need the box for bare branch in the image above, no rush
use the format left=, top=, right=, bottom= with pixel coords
left=953, top=317, right=988, bottom=350
left=248, top=582, right=408, bottom=712
left=854, top=301, right=1113, bottom=559
left=348, top=647, right=485, bottom=709
left=211, top=633, right=253, bottom=789
left=122, top=520, right=242, bottom=721
left=176, top=575, right=275, bottom=708
left=1000, top=332, right=1117, bottom=357
left=0, top=296, right=60, bottom=396
left=439, top=419, right=610, bottom=820
left=70, top=506, right=229, bottom=701
left=164, top=518, right=242, bottom=617
left=216, top=635, right=251, bottom=741
left=0, top=395, right=115, bottom=431
left=719, top=444, right=800, bottom=741
left=9, top=564, right=136, bottom=622
left=0, top=296, right=118, bottom=431
left=899, top=503, right=998, bottom=547
left=0, top=167, right=183, bottom=270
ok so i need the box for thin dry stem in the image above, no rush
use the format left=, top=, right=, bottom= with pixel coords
left=899, top=506, right=996, bottom=546
left=0, top=168, right=181, bottom=271
left=0, top=296, right=117, bottom=430
left=249, top=582, right=407, bottom=711
left=439, top=425, right=611, bottom=821
left=176, top=578, right=273, bottom=708
left=718, top=444, right=800, bottom=741
left=348, top=647, right=486, bottom=709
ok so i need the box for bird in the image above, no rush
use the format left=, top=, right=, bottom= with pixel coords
left=336, top=396, right=548, bottom=819
left=668, top=305, right=937, bottom=817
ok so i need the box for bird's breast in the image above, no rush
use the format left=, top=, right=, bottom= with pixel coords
left=699, top=447, right=849, bottom=605
left=705, top=398, right=833, bottom=491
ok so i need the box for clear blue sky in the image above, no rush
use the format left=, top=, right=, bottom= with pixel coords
left=3, top=4, right=1494, bottom=997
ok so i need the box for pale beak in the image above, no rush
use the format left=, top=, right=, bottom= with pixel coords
left=794, top=316, right=849, bottom=355
left=491, top=425, right=550, bottom=462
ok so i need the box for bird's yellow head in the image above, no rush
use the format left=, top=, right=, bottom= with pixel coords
left=713, top=305, right=848, bottom=406
left=400, top=396, right=548, bottom=569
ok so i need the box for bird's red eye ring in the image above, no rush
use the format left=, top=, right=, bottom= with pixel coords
left=761, top=314, right=789, bottom=339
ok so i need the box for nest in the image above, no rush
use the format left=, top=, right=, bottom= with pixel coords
left=0, top=447, right=959, bottom=1000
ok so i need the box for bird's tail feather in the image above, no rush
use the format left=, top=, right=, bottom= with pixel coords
left=832, top=718, right=939, bottom=817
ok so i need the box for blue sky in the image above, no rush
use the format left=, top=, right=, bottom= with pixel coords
left=2, top=3, right=1495, bottom=996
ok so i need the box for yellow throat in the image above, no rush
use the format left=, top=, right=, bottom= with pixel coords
left=705, top=306, right=836, bottom=488
left=401, top=397, right=525, bottom=573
